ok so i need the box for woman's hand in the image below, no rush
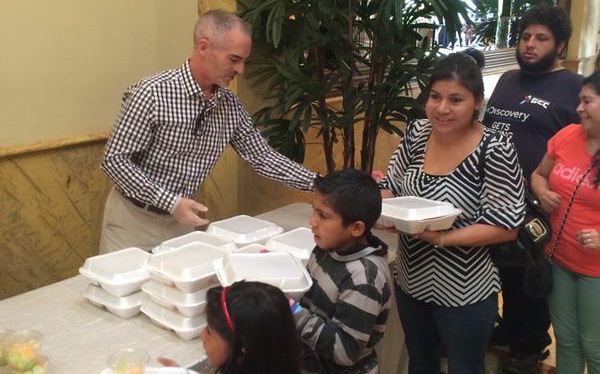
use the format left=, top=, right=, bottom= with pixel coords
left=576, top=229, right=600, bottom=251
left=537, top=189, right=561, bottom=213
left=412, top=230, right=445, bottom=246
left=373, top=222, right=399, bottom=233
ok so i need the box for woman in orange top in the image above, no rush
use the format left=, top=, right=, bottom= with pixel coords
left=531, top=72, right=600, bottom=374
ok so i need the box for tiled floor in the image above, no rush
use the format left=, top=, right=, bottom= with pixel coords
left=483, top=346, right=556, bottom=374
left=483, top=295, right=557, bottom=374
left=440, top=344, right=556, bottom=374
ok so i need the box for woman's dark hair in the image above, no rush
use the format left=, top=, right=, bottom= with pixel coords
left=205, top=281, right=302, bottom=374
left=519, top=5, right=572, bottom=49
left=425, top=50, right=485, bottom=118
left=582, top=72, right=600, bottom=188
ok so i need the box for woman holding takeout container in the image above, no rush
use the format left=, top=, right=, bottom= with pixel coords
left=378, top=50, right=525, bottom=374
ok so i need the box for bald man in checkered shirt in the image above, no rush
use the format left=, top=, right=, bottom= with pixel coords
left=99, top=10, right=316, bottom=253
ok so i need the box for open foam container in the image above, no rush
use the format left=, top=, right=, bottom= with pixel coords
left=153, top=231, right=237, bottom=254
left=214, top=252, right=312, bottom=300
left=265, top=227, right=314, bottom=264
left=141, top=300, right=206, bottom=340
left=84, top=284, right=148, bottom=319
left=141, top=280, right=210, bottom=317
left=79, top=247, right=151, bottom=297
left=206, top=215, right=283, bottom=245
left=146, top=243, right=226, bottom=293
left=378, top=197, right=462, bottom=234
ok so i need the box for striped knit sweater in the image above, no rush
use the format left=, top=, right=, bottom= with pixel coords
left=295, top=234, right=392, bottom=374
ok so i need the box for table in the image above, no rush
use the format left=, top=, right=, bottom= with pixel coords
left=0, top=203, right=408, bottom=374
left=0, top=275, right=204, bottom=373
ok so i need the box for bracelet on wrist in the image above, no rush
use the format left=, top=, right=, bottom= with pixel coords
left=434, top=231, right=446, bottom=248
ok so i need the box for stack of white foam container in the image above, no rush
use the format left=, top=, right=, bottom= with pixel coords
left=142, top=242, right=228, bottom=340
left=79, top=248, right=151, bottom=319
left=140, top=215, right=285, bottom=340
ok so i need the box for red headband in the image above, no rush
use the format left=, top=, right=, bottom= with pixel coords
left=221, top=287, right=235, bottom=332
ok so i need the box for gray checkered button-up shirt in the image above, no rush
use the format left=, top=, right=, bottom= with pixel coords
left=102, top=61, right=316, bottom=213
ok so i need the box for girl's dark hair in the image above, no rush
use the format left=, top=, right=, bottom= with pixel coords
left=205, top=281, right=302, bottom=374
left=425, top=50, right=485, bottom=118
left=582, top=72, right=600, bottom=188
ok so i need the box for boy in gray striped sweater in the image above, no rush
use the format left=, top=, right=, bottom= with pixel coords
left=295, top=169, right=392, bottom=374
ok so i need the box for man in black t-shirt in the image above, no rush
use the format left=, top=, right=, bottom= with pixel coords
left=482, top=5, right=583, bottom=374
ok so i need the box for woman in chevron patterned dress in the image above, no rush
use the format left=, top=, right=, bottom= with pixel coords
left=378, top=51, right=526, bottom=374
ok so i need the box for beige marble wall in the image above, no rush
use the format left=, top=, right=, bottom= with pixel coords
left=0, top=142, right=111, bottom=299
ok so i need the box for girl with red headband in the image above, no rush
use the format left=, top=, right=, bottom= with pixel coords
left=201, top=281, right=302, bottom=374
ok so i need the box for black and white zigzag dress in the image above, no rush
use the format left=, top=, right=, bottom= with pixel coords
left=380, top=119, right=525, bottom=307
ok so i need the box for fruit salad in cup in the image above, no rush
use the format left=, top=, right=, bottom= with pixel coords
left=9, top=355, right=47, bottom=374
left=0, top=329, right=15, bottom=366
left=110, top=361, right=145, bottom=374
left=3, top=331, right=42, bottom=372
left=107, top=348, right=148, bottom=374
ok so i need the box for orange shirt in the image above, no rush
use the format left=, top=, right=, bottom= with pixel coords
left=546, top=124, right=600, bottom=276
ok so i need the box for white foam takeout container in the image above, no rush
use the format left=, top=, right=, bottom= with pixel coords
left=141, top=280, right=211, bottom=318
left=153, top=231, right=237, bottom=254
left=141, top=300, right=207, bottom=341
left=84, top=284, right=148, bottom=319
left=265, top=227, right=315, bottom=265
left=100, top=366, right=199, bottom=374
left=233, top=243, right=270, bottom=254
left=206, top=215, right=284, bottom=245
left=214, top=252, right=313, bottom=300
left=378, top=197, right=461, bottom=234
left=146, top=243, right=227, bottom=293
left=79, top=247, right=151, bottom=297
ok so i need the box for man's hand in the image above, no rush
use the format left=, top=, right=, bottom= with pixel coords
left=172, top=198, right=209, bottom=227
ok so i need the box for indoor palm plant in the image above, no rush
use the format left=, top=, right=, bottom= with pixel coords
left=240, top=0, right=471, bottom=173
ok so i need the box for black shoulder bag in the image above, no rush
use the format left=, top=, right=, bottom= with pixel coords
left=478, top=133, right=552, bottom=262
left=478, top=134, right=553, bottom=297
left=480, top=133, right=592, bottom=297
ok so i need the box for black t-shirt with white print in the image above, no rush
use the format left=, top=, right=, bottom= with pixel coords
left=482, top=69, right=582, bottom=178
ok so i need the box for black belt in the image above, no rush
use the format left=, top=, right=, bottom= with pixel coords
left=124, top=195, right=170, bottom=215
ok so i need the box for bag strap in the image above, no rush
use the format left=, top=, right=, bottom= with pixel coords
left=477, top=131, right=495, bottom=182
left=547, top=165, right=593, bottom=259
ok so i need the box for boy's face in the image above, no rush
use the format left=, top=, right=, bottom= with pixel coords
left=309, top=192, right=364, bottom=251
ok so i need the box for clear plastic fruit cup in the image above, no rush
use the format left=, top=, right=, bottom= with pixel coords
left=0, top=329, right=15, bottom=366
left=107, top=348, right=149, bottom=374
left=2, top=330, right=42, bottom=372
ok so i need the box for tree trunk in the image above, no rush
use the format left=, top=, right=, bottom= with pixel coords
left=314, top=45, right=336, bottom=173
left=341, top=0, right=355, bottom=170
left=361, top=44, right=387, bottom=173
left=495, top=0, right=512, bottom=48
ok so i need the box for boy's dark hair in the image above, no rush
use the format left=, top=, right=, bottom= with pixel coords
left=582, top=72, right=600, bottom=189
left=313, top=169, right=382, bottom=233
left=519, top=5, right=572, bottom=48
left=206, top=281, right=302, bottom=374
